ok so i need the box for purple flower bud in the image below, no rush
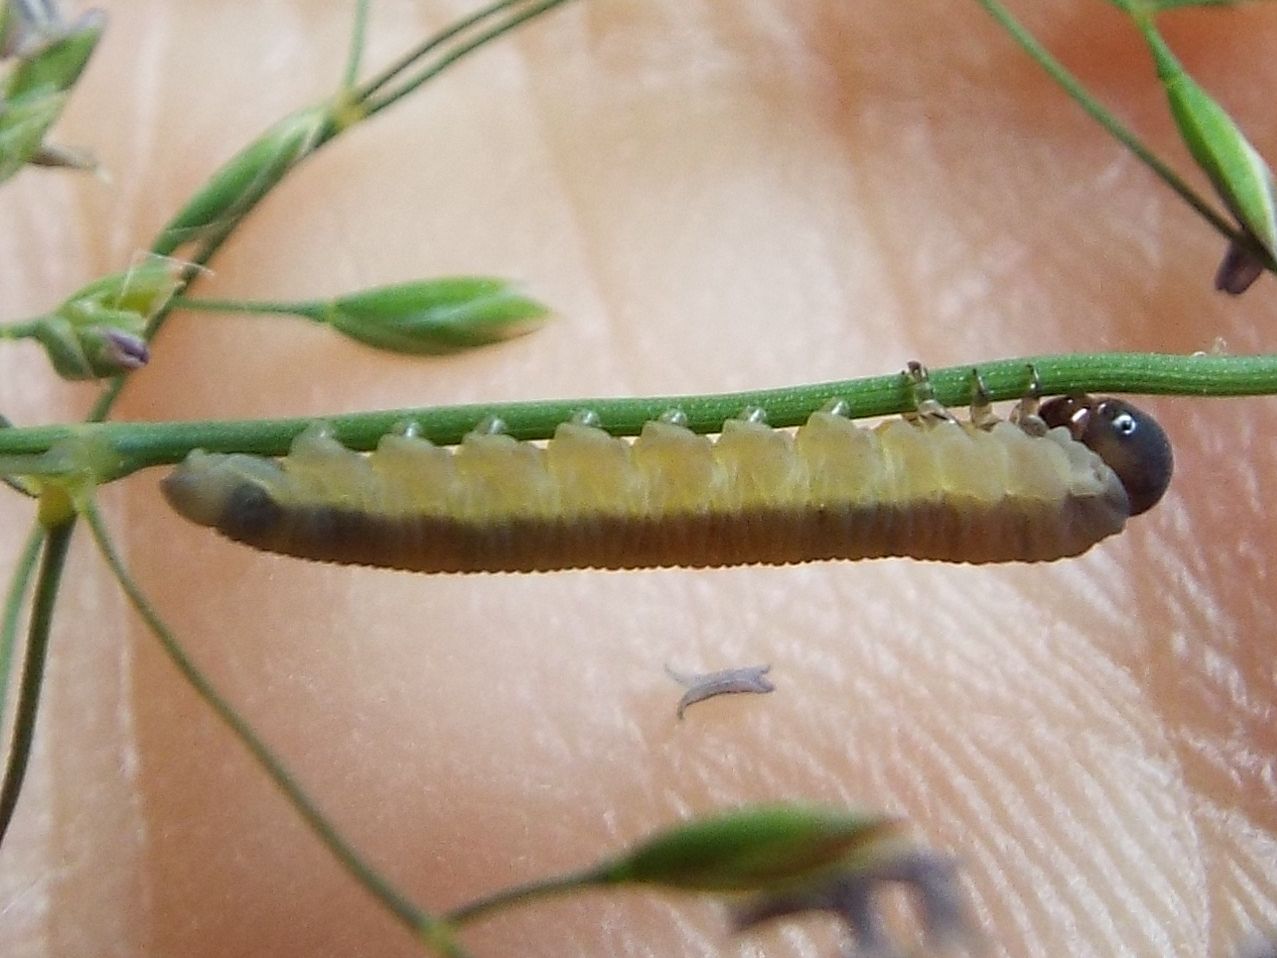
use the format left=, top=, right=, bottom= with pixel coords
left=1215, top=240, right=1267, bottom=296
left=97, top=327, right=150, bottom=371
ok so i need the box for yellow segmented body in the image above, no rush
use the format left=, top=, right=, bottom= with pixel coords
left=160, top=412, right=1131, bottom=572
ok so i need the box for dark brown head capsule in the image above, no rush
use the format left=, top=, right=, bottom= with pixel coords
left=1039, top=394, right=1173, bottom=517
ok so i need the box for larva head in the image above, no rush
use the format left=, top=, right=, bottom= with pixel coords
left=1039, top=395, right=1173, bottom=516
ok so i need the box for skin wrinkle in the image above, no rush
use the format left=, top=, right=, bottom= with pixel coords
left=894, top=724, right=1066, bottom=956
left=1221, top=828, right=1277, bottom=933
left=1018, top=738, right=1186, bottom=953
left=878, top=618, right=1195, bottom=955
left=1198, top=803, right=1277, bottom=955
left=2, top=2, right=1277, bottom=957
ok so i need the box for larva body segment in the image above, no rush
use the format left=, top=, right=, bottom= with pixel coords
left=161, top=407, right=1136, bottom=572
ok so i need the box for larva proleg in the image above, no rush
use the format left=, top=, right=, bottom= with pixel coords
left=161, top=394, right=1169, bottom=573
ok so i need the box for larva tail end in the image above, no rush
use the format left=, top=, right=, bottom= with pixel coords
left=161, top=453, right=260, bottom=529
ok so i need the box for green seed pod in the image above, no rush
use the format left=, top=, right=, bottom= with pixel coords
left=153, top=105, right=330, bottom=255
left=594, top=805, right=899, bottom=893
left=1147, top=27, right=1276, bottom=290
left=319, top=277, right=550, bottom=355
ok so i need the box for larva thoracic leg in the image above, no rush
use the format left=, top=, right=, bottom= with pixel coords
left=161, top=392, right=1168, bottom=573
left=903, top=361, right=959, bottom=427
left=967, top=369, right=1001, bottom=432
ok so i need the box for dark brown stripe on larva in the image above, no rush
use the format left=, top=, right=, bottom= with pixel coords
left=204, top=494, right=1128, bottom=572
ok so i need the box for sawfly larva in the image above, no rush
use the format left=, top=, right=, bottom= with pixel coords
left=160, top=384, right=1172, bottom=572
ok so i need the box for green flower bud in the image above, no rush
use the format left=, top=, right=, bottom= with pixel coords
left=153, top=104, right=329, bottom=255
left=0, top=10, right=103, bottom=181
left=21, top=260, right=178, bottom=379
left=1147, top=26, right=1276, bottom=291
left=318, top=277, right=549, bottom=356
left=594, top=805, right=899, bottom=893
left=29, top=316, right=148, bottom=380
left=85, top=325, right=149, bottom=371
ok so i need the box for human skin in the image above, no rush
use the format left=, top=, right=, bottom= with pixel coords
left=1, top=2, right=1275, bottom=956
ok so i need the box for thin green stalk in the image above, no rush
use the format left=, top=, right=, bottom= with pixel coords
left=1, top=352, right=1275, bottom=479
left=171, top=296, right=320, bottom=318
left=0, top=319, right=44, bottom=339
left=974, top=0, right=1244, bottom=245
left=343, top=0, right=370, bottom=90
left=356, top=0, right=548, bottom=103
left=360, top=0, right=576, bottom=118
left=80, top=501, right=464, bottom=950
left=0, top=529, right=45, bottom=764
left=0, top=520, right=72, bottom=845
left=445, top=867, right=608, bottom=926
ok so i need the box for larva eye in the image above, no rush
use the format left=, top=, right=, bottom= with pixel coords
left=1040, top=395, right=1173, bottom=517
left=1111, top=412, right=1138, bottom=436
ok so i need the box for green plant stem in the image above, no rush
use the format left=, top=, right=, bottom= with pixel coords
left=0, top=529, right=44, bottom=765
left=0, top=352, right=1274, bottom=478
left=355, top=0, right=561, bottom=107
left=364, top=0, right=574, bottom=118
left=445, top=866, right=610, bottom=926
left=79, top=501, right=463, bottom=949
left=974, top=0, right=1244, bottom=245
left=355, top=0, right=518, bottom=100
left=344, top=0, right=370, bottom=90
left=0, top=319, right=45, bottom=340
left=360, top=0, right=576, bottom=118
left=0, top=520, right=72, bottom=845
left=172, top=296, right=321, bottom=318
